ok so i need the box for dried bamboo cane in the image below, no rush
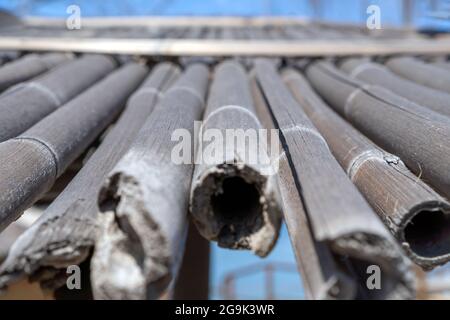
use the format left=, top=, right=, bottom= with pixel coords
left=386, top=56, right=450, bottom=94
left=254, top=59, right=414, bottom=299
left=251, top=73, right=357, bottom=299
left=90, top=64, right=209, bottom=300
left=190, top=60, right=281, bottom=257
left=284, top=68, right=450, bottom=270
left=0, top=54, right=116, bottom=142
left=340, top=58, right=450, bottom=118
left=0, top=63, right=180, bottom=292
left=0, top=53, right=72, bottom=92
left=306, top=61, right=450, bottom=200
left=0, top=63, right=147, bottom=232
left=432, top=61, right=450, bottom=72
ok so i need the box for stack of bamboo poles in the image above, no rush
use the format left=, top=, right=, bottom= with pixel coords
left=1, top=49, right=450, bottom=299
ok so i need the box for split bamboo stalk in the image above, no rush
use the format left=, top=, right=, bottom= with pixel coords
left=251, top=73, right=357, bottom=299
left=0, top=63, right=180, bottom=292
left=340, top=58, right=450, bottom=118
left=0, top=52, right=72, bottom=92
left=386, top=56, right=450, bottom=94
left=306, top=61, right=450, bottom=200
left=190, top=60, right=281, bottom=257
left=284, top=68, right=450, bottom=270
left=0, top=54, right=116, bottom=142
left=254, top=59, right=414, bottom=299
left=90, top=63, right=209, bottom=300
left=0, top=63, right=147, bottom=232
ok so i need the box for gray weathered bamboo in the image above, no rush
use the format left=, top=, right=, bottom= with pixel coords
left=90, top=63, right=209, bottom=300
left=0, top=54, right=116, bottom=142
left=0, top=63, right=180, bottom=292
left=306, top=61, right=450, bottom=200
left=251, top=73, right=357, bottom=299
left=255, top=59, right=414, bottom=299
left=0, top=63, right=147, bottom=232
left=340, top=58, right=450, bottom=118
left=386, top=56, right=450, bottom=94
left=190, top=60, right=281, bottom=257
left=432, top=60, right=450, bottom=72
left=284, top=68, right=450, bottom=270
left=0, top=52, right=71, bottom=92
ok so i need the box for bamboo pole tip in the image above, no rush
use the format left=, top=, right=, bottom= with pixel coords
left=400, top=201, right=450, bottom=270
left=93, top=170, right=172, bottom=300
left=190, top=163, right=281, bottom=257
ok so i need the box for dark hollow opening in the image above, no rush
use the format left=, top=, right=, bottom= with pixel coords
left=404, top=210, right=450, bottom=258
left=211, top=176, right=262, bottom=223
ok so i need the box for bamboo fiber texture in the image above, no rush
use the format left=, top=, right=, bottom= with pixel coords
left=251, top=73, right=357, bottom=299
left=0, top=54, right=116, bottom=142
left=0, top=63, right=147, bottom=232
left=190, top=60, right=281, bottom=257
left=340, top=58, right=450, bottom=119
left=284, top=68, right=450, bottom=270
left=255, top=59, right=413, bottom=299
left=386, top=56, right=450, bottom=94
left=0, top=52, right=71, bottom=93
left=91, top=64, right=209, bottom=300
left=0, top=63, right=180, bottom=291
left=306, top=61, right=450, bottom=200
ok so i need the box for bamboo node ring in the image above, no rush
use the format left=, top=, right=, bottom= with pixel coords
left=282, top=125, right=329, bottom=149
left=349, top=62, right=387, bottom=79
left=202, top=105, right=261, bottom=128
left=344, top=84, right=371, bottom=118
left=165, top=86, right=204, bottom=107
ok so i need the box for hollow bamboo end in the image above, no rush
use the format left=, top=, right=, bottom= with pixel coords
left=190, top=163, right=282, bottom=257
left=92, top=171, right=171, bottom=300
left=399, top=201, right=450, bottom=270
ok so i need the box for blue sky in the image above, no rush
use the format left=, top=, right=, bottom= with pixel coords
left=0, top=0, right=449, bottom=29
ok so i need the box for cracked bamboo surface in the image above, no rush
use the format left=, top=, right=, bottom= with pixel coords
left=254, top=59, right=414, bottom=299
left=284, top=68, right=450, bottom=270
left=0, top=63, right=180, bottom=292
left=0, top=52, right=71, bottom=93
left=91, top=64, right=209, bottom=300
left=0, top=63, right=147, bottom=233
left=339, top=58, right=450, bottom=119
left=190, top=60, right=281, bottom=257
left=0, top=54, right=116, bottom=142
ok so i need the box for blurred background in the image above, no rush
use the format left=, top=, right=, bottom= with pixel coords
left=1, top=0, right=450, bottom=300
left=1, top=0, right=450, bottom=31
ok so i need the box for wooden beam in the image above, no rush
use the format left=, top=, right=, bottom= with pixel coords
left=0, top=37, right=448, bottom=57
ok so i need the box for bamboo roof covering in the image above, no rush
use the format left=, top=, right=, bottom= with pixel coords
left=0, top=15, right=450, bottom=300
